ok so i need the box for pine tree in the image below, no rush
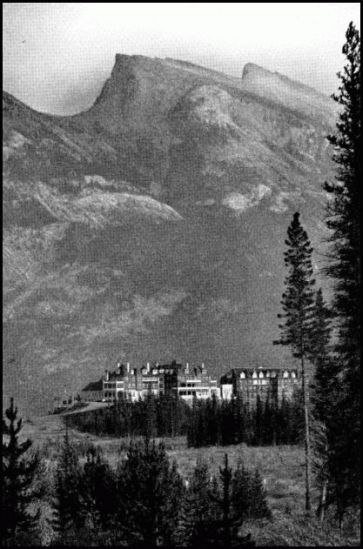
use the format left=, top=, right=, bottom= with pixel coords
left=51, top=423, right=83, bottom=544
left=177, top=459, right=214, bottom=547
left=322, top=21, right=361, bottom=522
left=231, top=461, right=251, bottom=522
left=254, top=395, right=264, bottom=446
left=208, top=393, right=221, bottom=445
left=310, top=288, right=332, bottom=422
left=248, top=469, right=271, bottom=520
left=234, top=393, right=245, bottom=444
left=80, top=445, right=117, bottom=532
left=262, top=396, right=273, bottom=446
left=187, top=396, right=198, bottom=447
left=231, top=461, right=271, bottom=522
left=116, top=438, right=184, bottom=546
left=308, top=287, right=333, bottom=521
left=274, top=212, right=316, bottom=511
left=144, top=391, right=157, bottom=439
left=2, top=398, right=41, bottom=546
left=207, top=454, right=255, bottom=548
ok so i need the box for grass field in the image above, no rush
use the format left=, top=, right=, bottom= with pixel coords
left=22, top=414, right=360, bottom=546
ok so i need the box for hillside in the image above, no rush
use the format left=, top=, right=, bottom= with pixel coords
left=3, top=55, right=336, bottom=415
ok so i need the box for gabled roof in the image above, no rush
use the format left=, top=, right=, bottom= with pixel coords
left=231, top=365, right=298, bottom=373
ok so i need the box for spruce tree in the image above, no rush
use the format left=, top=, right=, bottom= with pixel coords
left=51, top=423, right=83, bottom=544
left=322, top=21, right=361, bottom=521
left=144, top=391, right=157, bottom=439
left=177, top=459, right=215, bottom=547
left=231, top=461, right=251, bottom=522
left=220, top=454, right=235, bottom=548
left=80, top=445, right=117, bottom=532
left=208, top=454, right=255, bottom=548
left=234, top=393, right=245, bottom=444
left=2, top=398, right=41, bottom=546
left=248, top=469, right=271, bottom=520
left=231, top=461, right=271, bottom=522
left=116, top=438, right=184, bottom=546
left=310, top=288, right=332, bottom=422
left=274, top=212, right=315, bottom=511
left=254, top=395, right=264, bottom=446
left=187, top=396, right=198, bottom=447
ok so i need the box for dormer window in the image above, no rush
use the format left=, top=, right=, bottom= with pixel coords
left=283, top=371, right=289, bottom=378
left=259, top=371, right=264, bottom=379
left=291, top=371, right=296, bottom=379
left=240, top=372, right=246, bottom=379
left=252, top=371, right=258, bottom=379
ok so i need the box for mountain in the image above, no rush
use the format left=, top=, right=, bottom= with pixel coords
left=3, top=55, right=336, bottom=415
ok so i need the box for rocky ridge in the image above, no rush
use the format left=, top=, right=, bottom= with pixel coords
left=3, top=55, right=335, bottom=414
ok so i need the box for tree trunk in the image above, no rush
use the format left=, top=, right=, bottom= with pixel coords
left=317, top=480, right=328, bottom=523
left=301, top=354, right=311, bottom=512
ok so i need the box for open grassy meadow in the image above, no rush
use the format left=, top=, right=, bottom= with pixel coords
left=22, top=414, right=360, bottom=546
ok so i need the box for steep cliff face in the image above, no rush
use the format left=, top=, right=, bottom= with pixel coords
left=3, top=55, right=335, bottom=415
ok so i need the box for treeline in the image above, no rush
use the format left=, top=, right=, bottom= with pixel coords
left=3, top=399, right=270, bottom=547
left=65, top=392, right=304, bottom=448
left=187, top=392, right=304, bottom=448
left=66, top=393, right=191, bottom=438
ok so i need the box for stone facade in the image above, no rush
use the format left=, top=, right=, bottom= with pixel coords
left=220, top=366, right=300, bottom=405
left=101, top=360, right=219, bottom=403
left=81, top=362, right=300, bottom=406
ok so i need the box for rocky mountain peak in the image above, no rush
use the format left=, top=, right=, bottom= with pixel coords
left=3, top=54, right=335, bottom=414
left=241, top=62, right=337, bottom=124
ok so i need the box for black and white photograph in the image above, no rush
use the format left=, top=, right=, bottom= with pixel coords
left=2, top=3, right=361, bottom=546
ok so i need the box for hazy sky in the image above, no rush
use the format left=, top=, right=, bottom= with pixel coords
left=3, top=2, right=360, bottom=115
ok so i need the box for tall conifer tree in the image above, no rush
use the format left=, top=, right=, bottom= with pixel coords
left=116, top=438, right=183, bottom=546
left=322, top=21, right=361, bottom=521
left=51, top=423, right=83, bottom=543
left=274, top=212, right=315, bottom=511
left=2, top=398, right=41, bottom=546
left=310, top=288, right=332, bottom=422
left=177, top=459, right=216, bottom=547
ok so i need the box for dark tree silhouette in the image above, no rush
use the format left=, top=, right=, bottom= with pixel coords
left=207, top=454, right=256, bottom=548
left=177, top=459, right=217, bottom=547
left=115, top=438, right=184, bottom=546
left=322, top=21, right=361, bottom=524
left=51, top=423, right=83, bottom=543
left=231, top=461, right=271, bottom=522
left=310, top=289, right=333, bottom=422
left=2, top=398, right=41, bottom=546
left=80, top=445, right=117, bottom=531
left=274, top=212, right=316, bottom=512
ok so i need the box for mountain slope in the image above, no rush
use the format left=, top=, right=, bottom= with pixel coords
left=3, top=55, right=335, bottom=415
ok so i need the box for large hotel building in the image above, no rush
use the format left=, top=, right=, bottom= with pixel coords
left=81, top=360, right=300, bottom=405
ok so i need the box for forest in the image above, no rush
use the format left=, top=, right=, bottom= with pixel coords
left=65, top=392, right=304, bottom=448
